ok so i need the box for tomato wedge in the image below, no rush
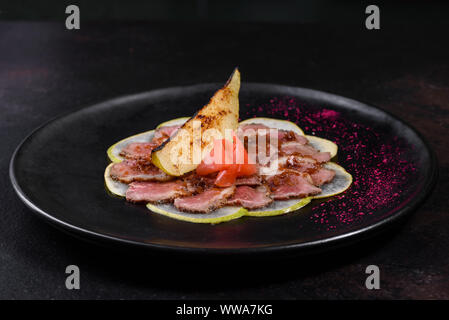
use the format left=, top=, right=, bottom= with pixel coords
left=196, top=132, right=257, bottom=186
left=215, top=166, right=238, bottom=187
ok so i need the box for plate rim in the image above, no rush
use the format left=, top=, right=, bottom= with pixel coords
left=9, top=83, right=438, bottom=255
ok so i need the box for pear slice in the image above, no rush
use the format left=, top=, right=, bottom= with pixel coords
left=146, top=203, right=246, bottom=224
left=313, top=162, right=352, bottom=198
left=152, top=68, right=241, bottom=176
left=104, top=163, right=128, bottom=197
left=245, top=197, right=311, bottom=217
left=306, top=135, right=338, bottom=158
left=155, top=117, right=190, bottom=129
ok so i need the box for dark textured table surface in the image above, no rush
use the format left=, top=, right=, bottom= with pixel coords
left=1, top=22, right=448, bottom=299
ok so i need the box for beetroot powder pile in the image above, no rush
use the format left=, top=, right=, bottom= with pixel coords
left=244, top=97, right=418, bottom=231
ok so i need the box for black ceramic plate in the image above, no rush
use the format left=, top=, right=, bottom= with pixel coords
left=10, top=84, right=436, bottom=255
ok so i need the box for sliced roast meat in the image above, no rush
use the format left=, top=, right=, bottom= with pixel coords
left=126, top=180, right=190, bottom=203
left=240, top=124, right=307, bottom=144
left=119, top=142, right=158, bottom=161
left=152, top=125, right=181, bottom=145
left=238, top=123, right=270, bottom=135
left=280, top=141, right=331, bottom=163
left=278, top=130, right=308, bottom=145
left=310, top=168, right=336, bottom=186
left=235, top=175, right=262, bottom=186
left=227, top=185, right=273, bottom=209
left=278, top=155, right=319, bottom=172
left=156, top=124, right=181, bottom=137
left=267, top=169, right=321, bottom=200
left=182, top=173, right=217, bottom=194
left=238, top=123, right=277, bottom=158
left=280, top=141, right=315, bottom=155
left=310, top=151, right=332, bottom=163
left=174, top=186, right=236, bottom=213
left=110, top=160, right=173, bottom=183
left=262, top=155, right=316, bottom=176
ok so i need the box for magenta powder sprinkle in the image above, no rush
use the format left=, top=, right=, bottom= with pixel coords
left=244, top=97, right=418, bottom=231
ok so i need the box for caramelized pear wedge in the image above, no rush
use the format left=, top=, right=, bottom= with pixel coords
left=152, top=69, right=241, bottom=176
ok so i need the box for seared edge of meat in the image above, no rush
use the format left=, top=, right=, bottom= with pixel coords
left=227, top=185, right=273, bottom=210
left=174, top=186, right=236, bottom=213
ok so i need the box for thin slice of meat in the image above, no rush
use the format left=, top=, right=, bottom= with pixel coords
left=227, top=185, right=273, bottom=209
left=310, top=168, right=336, bottom=186
left=235, top=175, right=262, bottom=186
left=126, top=180, right=190, bottom=203
left=278, top=155, right=319, bottom=173
left=280, top=141, right=316, bottom=155
left=156, top=124, right=181, bottom=137
left=278, top=130, right=308, bottom=145
left=280, top=141, right=331, bottom=163
left=119, top=142, right=158, bottom=161
left=310, top=151, right=332, bottom=163
left=174, top=186, right=236, bottom=213
left=110, top=160, right=173, bottom=183
left=267, top=169, right=322, bottom=200
left=182, top=173, right=217, bottom=193
left=238, top=123, right=270, bottom=135
left=151, top=125, right=181, bottom=145
left=239, top=124, right=307, bottom=145
left=238, top=123, right=276, bottom=156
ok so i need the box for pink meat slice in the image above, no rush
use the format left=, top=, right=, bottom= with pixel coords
left=310, top=168, right=336, bottom=186
left=238, top=123, right=270, bottom=135
left=311, top=152, right=332, bottom=163
left=119, top=142, right=158, bottom=161
left=278, top=130, right=308, bottom=145
left=151, top=125, right=181, bottom=145
left=174, top=186, right=236, bottom=213
left=126, top=180, right=190, bottom=203
left=280, top=141, right=331, bottom=163
left=235, top=175, right=262, bottom=186
left=239, top=124, right=307, bottom=144
left=182, top=174, right=217, bottom=194
left=227, top=185, right=273, bottom=209
left=278, top=155, right=318, bottom=172
left=267, top=170, right=322, bottom=200
left=110, top=160, right=173, bottom=183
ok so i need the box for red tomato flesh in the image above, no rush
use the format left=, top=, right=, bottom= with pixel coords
left=196, top=133, right=257, bottom=187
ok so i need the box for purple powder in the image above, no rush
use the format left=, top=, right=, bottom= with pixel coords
left=244, top=97, right=417, bottom=230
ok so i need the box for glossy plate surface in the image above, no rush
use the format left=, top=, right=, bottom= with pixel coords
left=10, top=84, right=437, bottom=254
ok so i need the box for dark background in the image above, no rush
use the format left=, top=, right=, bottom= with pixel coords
left=1, top=1, right=449, bottom=299
left=1, top=0, right=449, bottom=24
